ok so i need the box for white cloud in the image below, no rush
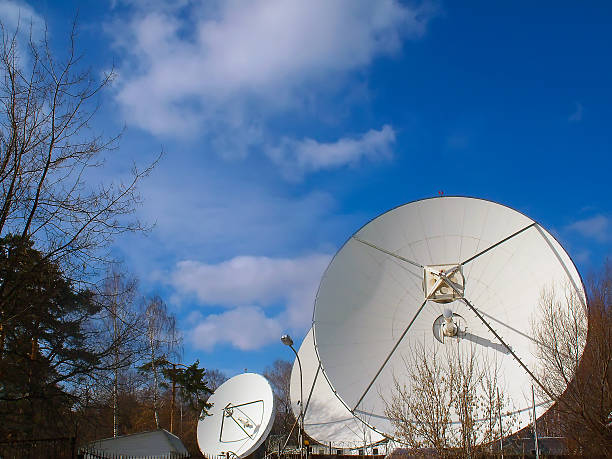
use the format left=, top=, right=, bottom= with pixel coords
left=130, top=169, right=342, bottom=258
left=268, top=125, right=395, bottom=180
left=171, top=253, right=331, bottom=328
left=173, top=253, right=331, bottom=350
left=566, top=215, right=610, bottom=243
left=110, top=0, right=437, bottom=137
left=0, top=1, right=45, bottom=64
left=112, top=150, right=359, bottom=292
left=189, top=306, right=283, bottom=351
left=568, top=102, right=583, bottom=122
left=0, top=1, right=43, bottom=33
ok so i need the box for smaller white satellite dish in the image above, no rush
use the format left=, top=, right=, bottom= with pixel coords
left=197, top=373, right=276, bottom=458
left=290, top=328, right=385, bottom=447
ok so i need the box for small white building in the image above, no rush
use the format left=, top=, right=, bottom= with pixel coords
left=82, top=429, right=189, bottom=458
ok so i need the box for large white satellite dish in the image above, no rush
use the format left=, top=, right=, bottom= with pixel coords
left=197, top=373, right=276, bottom=458
left=290, top=328, right=386, bottom=448
left=313, top=196, right=586, bottom=440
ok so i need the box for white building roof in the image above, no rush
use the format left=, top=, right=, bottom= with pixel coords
left=84, top=429, right=188, bottom=457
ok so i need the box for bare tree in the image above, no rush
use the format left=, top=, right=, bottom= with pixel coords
left=0, top=18, right=157, bottom=373
left=478, top=355, right=516, bottom=452
left=264, top=360, right=297, bottom=444
left=385, top=343, right=454, bottom=454
left=532, top=264, right=612, bottom=455
left=265, top=359, right=292, bottom=414
left=205, top=368, right=228, bottom=392
left=140, top=296, right=182, bottom=429
left=93, top=267, right=145, bottom=437
left=0, top=18, right=157, bottom=267
left=384, top=342, right=516, bottom=458
left=450, top=344, right=481, bottom=457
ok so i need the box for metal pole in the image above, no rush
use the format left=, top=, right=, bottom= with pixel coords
left=112, top=295, right=119, bottom=438
left=532, top=386, right=539, bottom=459
left=497, top=387, right=504, bottom=459
left=280, top=415, right=300, bottom=455
left=282, top=335, right=304, bottom=459
left=288, top=343, right=304, bottom=459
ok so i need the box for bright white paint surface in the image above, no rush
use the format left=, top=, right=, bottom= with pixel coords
left=290, top=328, right=386, bottom=447
left=313, top=196, right=586, bottom=439
left=197, top=373, right=276, bottom=458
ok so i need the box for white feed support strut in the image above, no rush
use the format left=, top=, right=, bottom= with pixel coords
left=442, top=308, right=458, bottom=337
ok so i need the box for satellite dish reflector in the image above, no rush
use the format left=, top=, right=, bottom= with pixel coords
left=197, top=373, right=276, bottom=458
left=290, top=328, right=385, bottom=446
left=313, top=196, right=586, bottom=439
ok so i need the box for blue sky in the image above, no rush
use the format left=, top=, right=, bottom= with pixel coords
left=4, top=0, right=610, bottom=376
